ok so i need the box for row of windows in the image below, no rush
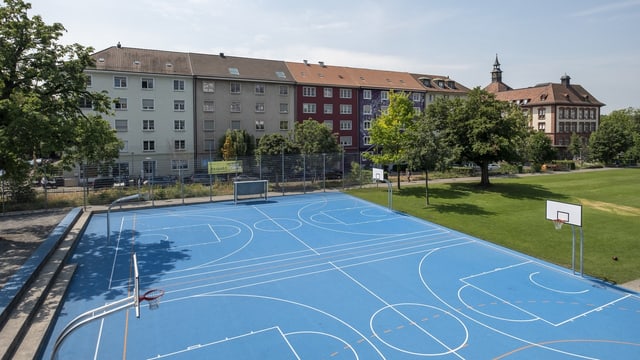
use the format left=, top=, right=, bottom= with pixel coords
left=558, top=122, right=597, bottom=133
left=203, top=101, right=289, bottom=114
left=125, top=139, right=188, bottom=152
left=114, top=76, right=185, bottom=91
left=202, top=119, right=290, bottom=132
left=558, top=107, right=597, bottom=120
left=113, top=98, right=185, bottom=112
left=302, top=87, right=423, bottom=102
left=115, top=119, right=186, bottom=132
left=303, top=103, right=353, bottom=114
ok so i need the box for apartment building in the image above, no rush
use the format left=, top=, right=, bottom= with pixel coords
left=190, top=53, right=295, bottom=170
left=83, top=45, right=471, bottom=177
left=87, top=45, right=195, bottom=180
left=485, top=56, right=604, bottom=158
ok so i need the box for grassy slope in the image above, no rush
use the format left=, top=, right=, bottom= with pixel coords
left=346, top=168, right=640, bottom=285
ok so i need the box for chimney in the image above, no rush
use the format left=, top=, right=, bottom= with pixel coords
left=318, top=61, right=325, bottom=67
left=303, top=59, right=309, bottom=66
left=117, top=41, right=121, bottom=48
left=561, top=74, right=571, bottom=87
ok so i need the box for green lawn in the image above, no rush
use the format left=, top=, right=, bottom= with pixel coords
left=346, top=168, right=640, bottom=285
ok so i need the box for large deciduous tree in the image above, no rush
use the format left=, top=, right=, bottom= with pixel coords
left=0, top=0, right=116, bottom=190
left=589, top=108, right=637, bottom=164
left=432, top=88, right=528, bottom=187
left=526, top=131, right=556, bottom=171
left=366, top=91, right=415, bottom=189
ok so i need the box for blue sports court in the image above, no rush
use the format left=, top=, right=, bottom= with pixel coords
left=43, top=192, right=640, bottom=359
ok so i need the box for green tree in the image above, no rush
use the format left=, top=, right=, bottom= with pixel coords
left=218, top=129, right=254, bottom=160
left=590, top=109, right=636, bottom=164
left=432, top=88, right=528, bottom=187
left=255, top=133, right=298, bottom=184
left=526, top=131, right=556, bottom=171
left=366, top=91, right=415, bottom=189
left=0, top=0, right=114, bottom=187
left=293, top=119, right=341, bottom=155
left=404, top=105, right=449, bottom=205
left=568, top=132, right=583, bottom=161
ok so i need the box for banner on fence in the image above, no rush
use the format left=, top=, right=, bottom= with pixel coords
left=208, top=160, right=243, bottom=175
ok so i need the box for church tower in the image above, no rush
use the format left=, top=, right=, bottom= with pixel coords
left=491, top=54, right=502, bottom=83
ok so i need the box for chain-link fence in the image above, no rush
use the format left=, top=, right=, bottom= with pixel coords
left=3, top=152, right=383, bottom=211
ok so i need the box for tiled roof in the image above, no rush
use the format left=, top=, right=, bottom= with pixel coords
left=483, top=81, right=512, bottom=93
left=285, top=62, right=358, bottom=87
left=190, top=53, right=294, bottom=82
left=91, top=46, right=193, bottom=75
left=346, top=67, right=424, bottom=91
left=411, top=73, right=471, bottom=93
left=492, top=83, right=604, bottom=107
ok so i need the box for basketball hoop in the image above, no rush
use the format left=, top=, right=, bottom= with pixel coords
left=552, top=219, right=566, bottom=230
left=140, top=289, right=165, bottom=310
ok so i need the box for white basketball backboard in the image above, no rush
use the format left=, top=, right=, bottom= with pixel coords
left=372, top=168, right=384, bottom=181
left=546, top=200, right=582, bottom=227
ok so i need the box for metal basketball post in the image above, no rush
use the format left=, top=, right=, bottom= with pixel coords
left=546, top=200, right=584, bottom=277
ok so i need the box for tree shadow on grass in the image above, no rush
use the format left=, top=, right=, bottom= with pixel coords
left=397, top=181, right=569, bottom=216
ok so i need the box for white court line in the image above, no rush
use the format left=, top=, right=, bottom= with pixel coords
left=556, top=295, right=632, bottom=326
left=529, top=272, right=589, bottom=295
left=107, top=216, right=128, bottom=289
left=253, top=206, right=320, bottom=255
left=331, top=262, right=467, bottom=359
left=460, top=261, right=533, bottom=281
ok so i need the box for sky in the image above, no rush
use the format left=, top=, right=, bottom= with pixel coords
left=26, top=0, right=640, bottom=113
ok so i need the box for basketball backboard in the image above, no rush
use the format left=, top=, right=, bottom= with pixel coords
left=546, top=200, right=582, bottom=227
left=372, top=168, right=384, bottom=181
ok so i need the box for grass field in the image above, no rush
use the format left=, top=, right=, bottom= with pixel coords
left=346, top=168, right=640, bottom=285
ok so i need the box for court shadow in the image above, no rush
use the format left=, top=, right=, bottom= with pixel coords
left=64, top=229, right=190, bottom=302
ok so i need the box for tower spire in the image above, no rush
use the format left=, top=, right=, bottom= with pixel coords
left=491, top=54, right=502, bottom=83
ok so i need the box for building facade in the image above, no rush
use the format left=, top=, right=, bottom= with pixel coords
left=485, top=56, right=604, bottom=158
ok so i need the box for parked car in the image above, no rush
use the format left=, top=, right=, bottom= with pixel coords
left=488, top=163, right=501, bottom=171
left=93, top=177, right=115, bottom=189
left=188, top=173, right=212, bottom=185
left=325, top=169, right=343, bottom=180
left=143, top=176, right=176, bottom=187
left=231, top=174, right=258, bottom=182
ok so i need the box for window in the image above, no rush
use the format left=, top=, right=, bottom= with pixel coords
left=141, top=78, right=154, bottom=89
left=537, top=122, right=546, bottom=131
left=324, top=104, right=333, bottom=114
left=279, top=120, right=289, bottom=130
left=255, top=103, right=265, bottom=113
left=255, top=120, right=265, bottom=131
left=412, top=93, right=421, bottom=102
left=323, top=120, right=333, bottom=130
left=559, top=122, right=565, bottom=133
left=339, top=136, right=352, bottom=146
left=203, top=81, right=215, bottom=93
left=174, top=100, right=185, bottom=111
left=303, top=86, right=316, bottom=97
left=174, top=120, right=185, bottom=131
left=279, top=85, right=289, bottom=96
left=381, top=91, right=389, bottom=101
left=172, top=159, right=188, bottom=170
left=230, top=82, right=241, bottom=94
left=579, top=122, right=584, bottom=132
left=538, top=108, right=546, bottom=119
left=115, top=119, right=128, bottom=132
left=570, top=108, right=576, bottom=119
left=143, top=160, right=155, bottom=175
left=231, top=120, right=241, bottom=130
left=324, top=88, right=333, bottom=98
left=363, top=105, right=372, bottom=115
left=173, top=79, right=185, bottom=91
left=143, top=120, right=155, bottom=131
left=413, top=107, right=421, bottom=115
left=339, top=88, right=352, bottom=99
left=142, top=99, right=155, bottom=110
left=174, top=140, right=186, bottom=151
left=203, top=101, right=215, bottom=112
left=279, top=103, right=289, bottom=113
left=254, top=83, right=266, bottom=95
left=363, top=89, right=372, bottom=100
left=275, top=71, right=286, bottom=79
left=203, top=119, right=214, bottom=131
left=363, top=120, right=371, bottom=130
left=303, top=103, right=316, bottom=113
left=143, top=140, right=155, bottom=152
left=340, top=104, right=352, bottom=114
left=228, top=67, right=239, bottom=76
left=204, top=139, right=215, bottom=151
left=114, top=76, right=127, bottom=88
left=579, top=108, right=584, bottom=119
left=340, top=120, right=352, bottom=130
left=363, top=136, right=371, bottom=145
left=559, top=108, right=565, bottom=119
left=79, top=96, right=92, bottom=109
left=120, top=140, right=128, bottom=152
left=230, top=102, right=241, bottom=112
left=115, top=98, right=127, bottom=110
left=85, top=75, right=92, bottom=87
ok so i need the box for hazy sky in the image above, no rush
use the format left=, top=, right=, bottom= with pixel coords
left=27, top=0, right=640, bottom=113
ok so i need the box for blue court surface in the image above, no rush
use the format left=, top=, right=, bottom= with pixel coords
left=44, top=192, right=640, bottom=359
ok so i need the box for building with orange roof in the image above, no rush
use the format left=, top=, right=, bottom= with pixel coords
left=485, top=55, right=604, bottom=158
